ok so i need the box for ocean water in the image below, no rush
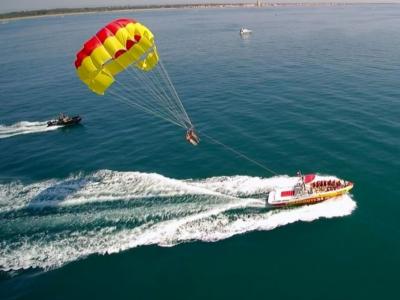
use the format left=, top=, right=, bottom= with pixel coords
left=0, top=5, right=399, bottom=300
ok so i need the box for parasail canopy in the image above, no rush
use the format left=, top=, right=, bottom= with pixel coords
left=74, top=18, right=196, bottom=136
left=75, top=19, right=158, bottom=95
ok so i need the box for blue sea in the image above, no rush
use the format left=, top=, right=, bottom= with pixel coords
left=0, top=5, right=399, bottom=300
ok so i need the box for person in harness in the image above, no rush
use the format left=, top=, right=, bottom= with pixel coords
left=58, top=113, right=70, bottom=124
left=186, top=128, right=200, bottom=146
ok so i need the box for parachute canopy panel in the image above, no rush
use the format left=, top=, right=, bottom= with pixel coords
left=74, top=18, right=159, bottom=95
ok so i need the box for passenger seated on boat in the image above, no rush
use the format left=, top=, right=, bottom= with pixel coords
left=59, top=113, right=69, bottom=123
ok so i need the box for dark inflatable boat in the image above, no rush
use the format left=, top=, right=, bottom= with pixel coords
left=47, top=115, right=82, bottom=127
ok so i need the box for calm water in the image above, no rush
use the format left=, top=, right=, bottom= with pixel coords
left=0, top=5, right=399, bottom=300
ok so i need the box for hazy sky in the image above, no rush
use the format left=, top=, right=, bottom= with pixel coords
left=0, top=0, right=397, bottom=13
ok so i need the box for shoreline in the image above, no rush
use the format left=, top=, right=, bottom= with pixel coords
left=1, top=2, right=399, bottom=22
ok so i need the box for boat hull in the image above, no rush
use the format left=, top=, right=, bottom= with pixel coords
left=268, top=178, right=353, bottom=207
left=47, top=116, right=82, bottom=127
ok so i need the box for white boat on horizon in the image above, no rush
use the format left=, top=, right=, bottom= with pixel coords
left=240, top=28, right=252, bottom=35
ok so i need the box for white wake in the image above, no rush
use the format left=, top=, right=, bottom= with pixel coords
left=0, top=121, right=60, bottom=139
left=0, top=170, right=357, bottom=271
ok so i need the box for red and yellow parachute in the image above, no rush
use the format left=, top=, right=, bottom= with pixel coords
left=74, top=18, right=197, bottom=144
left=74, top=18, right=159, bottom=95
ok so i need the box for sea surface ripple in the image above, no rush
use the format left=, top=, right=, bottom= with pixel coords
left=0, top=5, right=399, bottom=300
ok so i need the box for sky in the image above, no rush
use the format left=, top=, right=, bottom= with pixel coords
left=0, top=0, right=398, bottom=13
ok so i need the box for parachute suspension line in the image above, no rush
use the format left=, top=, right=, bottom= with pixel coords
left=112, top=80, right=186, bottom=128
left=200, top=131, right=278, bottom=175
left=145, top=65, right=188, bottom=126
left=127, top=60, right=191, bottom=129
left=152, top=66, right=191, bottom=128
left=111, top=79, right=180, bottom=125
left=109, top=88, right=185, bottom=128
left=153, top=62, right=191, bottom=126
left=112, top=77, right=187, bottom=128
left=111, top=84, right=182, bottom=128
left=111, top=94, right=184, bottom=128
left=157, top=58, right=191, bottom=123
left=109, top=85, right=178, bottom=126
left=149, top=66, right=191, bottom=129
left=129, top=57, right=179, bottom=115
left=158, top=58, right=193, bottom=128
left=124, top=73, right=185, bottom=128
left=130, top=67, right=178, bottom=120
left=125, top=64, right=186, bottom=128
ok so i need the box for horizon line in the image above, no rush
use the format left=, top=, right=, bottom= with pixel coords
left=1, top=2, right=399, bottom=21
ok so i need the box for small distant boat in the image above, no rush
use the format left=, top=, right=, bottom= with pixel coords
left=267, top=172, right=354, bottom=207
left=47, top=114, right=82, bottom=127
left=240, top=28, right=252, bottom=35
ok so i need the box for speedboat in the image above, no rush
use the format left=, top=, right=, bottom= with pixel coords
left=267, top=172, right=353, bottom=207
left=240, top=28, right=252, bottom=35
left=47, top=115, right=82, bottom=127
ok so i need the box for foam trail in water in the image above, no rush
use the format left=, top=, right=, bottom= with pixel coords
left=0, top=121, right=60, bottom=139
left=0, top=170, right=357, bottom=272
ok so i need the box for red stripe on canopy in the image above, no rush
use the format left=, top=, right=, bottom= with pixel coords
left=74, top=18, right=137, bottom=69
left=96, top=28, right=114, bottom=43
